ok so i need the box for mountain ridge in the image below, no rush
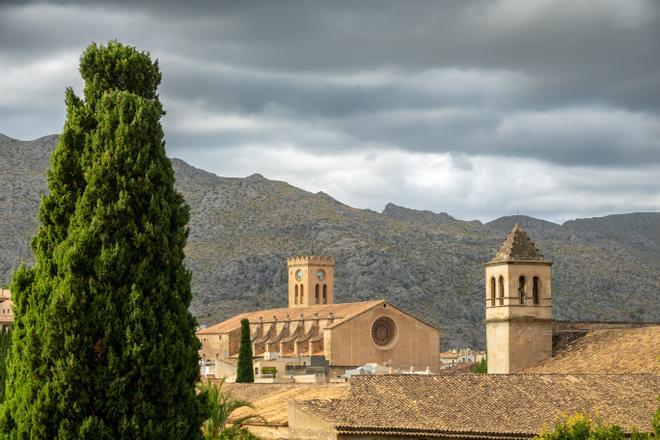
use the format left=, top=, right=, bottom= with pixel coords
left=2, top=134, right=659, bottom=348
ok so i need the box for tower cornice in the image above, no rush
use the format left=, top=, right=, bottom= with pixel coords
left=287, top=255, right=335, bottom=266
left=484, top=260, right=553, bottom=267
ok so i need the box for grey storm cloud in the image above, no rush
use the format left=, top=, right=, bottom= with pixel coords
left=1, top=0, right=659, bottom=221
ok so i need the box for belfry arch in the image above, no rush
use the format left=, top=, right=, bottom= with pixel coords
left=490, top=277, right=496, bottom=306
left=533, top=276, right=540, bottom=305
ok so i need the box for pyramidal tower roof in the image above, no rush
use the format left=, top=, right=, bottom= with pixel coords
left=490, top=223, right=546, bottom=263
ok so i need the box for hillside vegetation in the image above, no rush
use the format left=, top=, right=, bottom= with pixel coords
left=2, top=134, right=659, bottom=348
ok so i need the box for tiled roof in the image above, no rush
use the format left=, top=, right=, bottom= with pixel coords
left=197, top=300, right=384, bottom=335
left=524, top=325, right=660, bottom=374
left=490, top=224, right=545, bottom=263
left=297, top=374, right=659, bottom=436
left=222, top=382, right=347, bottom=426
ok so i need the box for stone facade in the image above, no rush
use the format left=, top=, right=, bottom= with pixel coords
left=0, top=289, right=13, bottom=332
left=324, top=302, right=438, bottom=371
left=198, top=256, right=441, bottom=378
left=485, top=224, right=553, bottom=373
left=288, top=256, right=335, bottom=307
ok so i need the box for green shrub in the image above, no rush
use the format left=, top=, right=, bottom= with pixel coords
left=536, top=413, right=654, bottom=440
left=261, top=367, right=277, bottom=376
left=471, top=357, right=487, bottom=373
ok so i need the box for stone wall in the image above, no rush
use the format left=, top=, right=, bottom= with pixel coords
left=288, top=401, right=337, bottom=440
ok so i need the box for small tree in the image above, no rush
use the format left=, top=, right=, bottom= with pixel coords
left=471, top=357, right=487, bottom=373
left=197, top=379, right=263, bottom=440
left=236, top=319, right=254, bottom=383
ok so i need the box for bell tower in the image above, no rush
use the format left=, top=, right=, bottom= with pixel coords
left=287, top=256, right=335, bottom=308
left=485, top=224, right=553, bottom=374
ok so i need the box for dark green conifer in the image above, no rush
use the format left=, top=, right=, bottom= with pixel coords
left=0, top=331, right=10, bottom=403
left=1, top=41, right=205, bottom=439
left=235, top=319, right=254, bottom=383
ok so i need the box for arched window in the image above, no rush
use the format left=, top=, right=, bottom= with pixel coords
left=533, top=276, right=540, bottom=305
left=315, top=284, right=320, bottom=304
left=322, top=284, right=327, bottom=304
left=498, top=276, right=504, bottom=305
left=518, top=276, right=526, bottom=304
left=490, top=277, right=496, bottom=307
left=300, top=284, right=304, bottom=303
left=294, top=284, right=299, bottom=304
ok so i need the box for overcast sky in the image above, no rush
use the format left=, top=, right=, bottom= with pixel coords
left=1, top=1, right=659, bottom=223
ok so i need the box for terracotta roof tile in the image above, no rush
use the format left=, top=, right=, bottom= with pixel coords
left=298, top=374, right=659, bottom=435
left=197, top=300, right=384, bottom=335
left=221, top=382, right=347, bottom=426
left=524, top=326, right=660, bottom=374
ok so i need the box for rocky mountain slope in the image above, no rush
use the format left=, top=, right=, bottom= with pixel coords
left=2, top=134, right=659, bottom=348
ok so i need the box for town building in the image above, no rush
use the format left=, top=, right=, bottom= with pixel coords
left=524, top=323, right=659, bottom=374
left=227, top=322, right=659, bottom=440
left=0, top=289, right=13, bottom=332
left=198, top=256, right=441, bottom=381
left=223, top=224, right=658, bottom=439
left=287, top=374, right=658, bottom=439
left=438, top=348, right=485, bottom=369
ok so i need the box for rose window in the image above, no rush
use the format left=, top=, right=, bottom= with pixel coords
left=371, top=317, right=396, bottom=346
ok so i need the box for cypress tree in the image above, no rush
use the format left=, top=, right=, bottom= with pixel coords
left=0, top=331, right=10, bottom=403
left=235, top=319, right=254, bottom=383
left=1, top=69, right=91, bottom=440
left=1, top=41, right=205, bottom=439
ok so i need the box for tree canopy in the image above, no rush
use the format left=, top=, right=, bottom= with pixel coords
left=235, top=319, right=254, bottom=383
left=1, top=40, right=205, bottom=439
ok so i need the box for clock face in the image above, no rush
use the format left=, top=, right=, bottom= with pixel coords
left=316, top=270, right=325, bottom=281
left=296, top=270, right=303, bottom=281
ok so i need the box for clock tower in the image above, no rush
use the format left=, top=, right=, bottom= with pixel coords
left=287, top=256, right=335, bottom=307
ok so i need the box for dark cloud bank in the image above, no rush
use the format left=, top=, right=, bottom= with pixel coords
left=1, top=0, right=659, bottom=222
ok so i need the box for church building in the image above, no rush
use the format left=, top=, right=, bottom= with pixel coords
left=198, top=256, right=440, bottom=378
left=484, top=223, right=658, bottom=374
left=485, top=224, right=553, bottom=373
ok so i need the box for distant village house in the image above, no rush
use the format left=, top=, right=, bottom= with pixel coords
left=0, top=289, right=13, bottom=332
